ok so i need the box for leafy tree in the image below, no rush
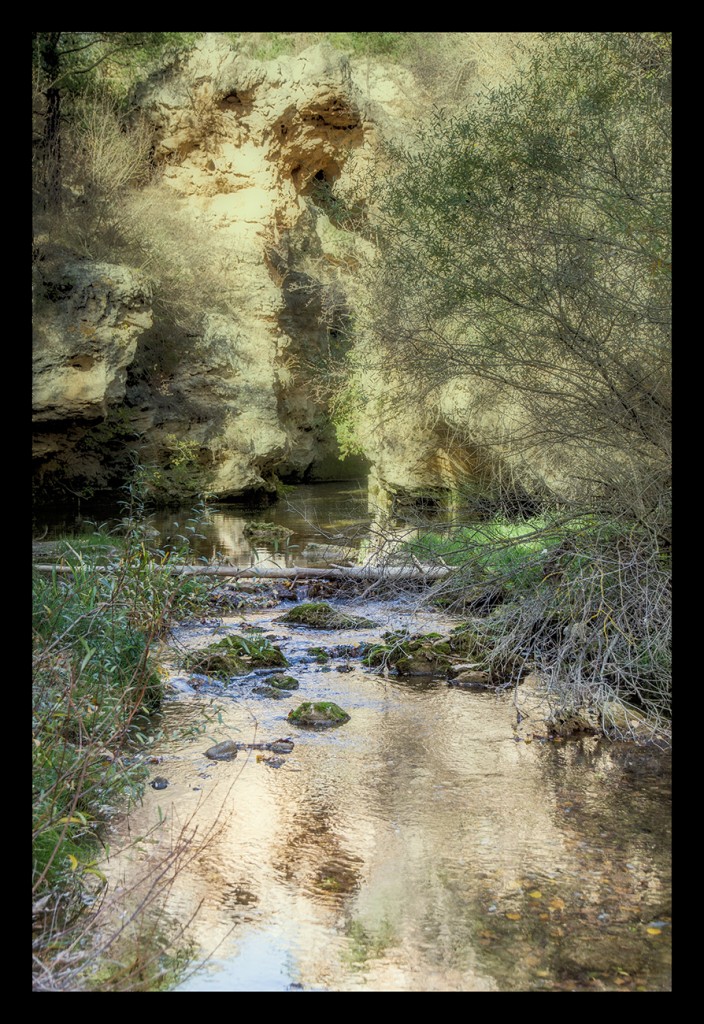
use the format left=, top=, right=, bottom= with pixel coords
left=356, top=32, right=671, bottom=523
left=32, top=32, right=200, bottom=207
left=346, top=32, right=671, bottom=726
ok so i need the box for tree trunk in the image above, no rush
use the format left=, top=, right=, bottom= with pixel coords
left=33, top=563, right=455, bottom=581
left=39, top=33, right=63, bottom=208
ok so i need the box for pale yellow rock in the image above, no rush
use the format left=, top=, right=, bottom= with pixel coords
left=33, top=33, right=546, bottom=503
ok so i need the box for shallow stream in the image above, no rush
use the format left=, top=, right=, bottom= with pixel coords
left=47, top=484, right=671, bottom=991
left=106, top=596, right=671, bottom=992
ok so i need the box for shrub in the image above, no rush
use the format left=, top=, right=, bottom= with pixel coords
left=32, top=491, right=213, bottom=988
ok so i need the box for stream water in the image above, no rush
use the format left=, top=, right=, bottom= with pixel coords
left=48, top=484, right=671, bottom=991
left=37, top=481, right=375, bottom=567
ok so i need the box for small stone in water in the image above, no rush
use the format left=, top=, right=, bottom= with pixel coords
left=270, top=738, right=294, bottom=753
left=204, top=740, right=239, bottom=761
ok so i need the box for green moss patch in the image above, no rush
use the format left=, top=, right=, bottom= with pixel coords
left=361, top=626, right=507, bottom=678
left=307, top=646, right=330, bottom=662
left=268, top=674, right=300, bottom=690
left=276, top=602, right=376, bottom=630
left=363, top=630, right=455, bottom=676
left=288, top=701, right=351, bottom=728
left=183, top=634, right=288, bottom=679
left=252, top=684, right=290, bottom=699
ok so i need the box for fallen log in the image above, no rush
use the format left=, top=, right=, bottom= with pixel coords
left=32, top=562, right=454, bottom=581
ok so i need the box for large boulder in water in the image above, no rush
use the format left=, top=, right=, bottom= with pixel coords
left=276, top=602, right=375, bottom=630
left=288, top=701, right=350, bottom=728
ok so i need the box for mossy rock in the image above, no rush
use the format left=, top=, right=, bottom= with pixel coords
left=252, top=684, right=290, bottom=699
left=243, top=521, right=294, bottom=540
left=268, top=674, right=300, bottom=690
left=288, top=701, right=351, bottom=728
left=307, top=646, right=330, bottom=662
left=183, top=634, right=288, bottom=679
left=363, top=630, right=454, bottom=676
left=276, top=602, right=376, bottom=630
left=184, top=645, right=247, bottom=680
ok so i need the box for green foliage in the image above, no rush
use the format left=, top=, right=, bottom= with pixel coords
left=33, top=32, right=202, bottom=213
left=418, top=511, right=671, bottom=730
left=225, top=32, right=301, bottom=60
left=344, top=32, right=671, bottom=733
left=329, top=33, right=414, bottom=58
left=183, top=634, right=289, bottom=678
left=363, top=32, right=671, bottom=505
left=32, top=490, right=213, bottom=985
left=226, top=31, right=413, bottom=61
left=405, top=517, right=560, bottom=596
left=33, top=32, right=202, bottom=105
left=277, top=601, right=376, bottom=629
left=82, top=919, right=198, bottom=992
left=331, top=381, right=367, bottom=458
left=136, top=436, right=214, bottom=505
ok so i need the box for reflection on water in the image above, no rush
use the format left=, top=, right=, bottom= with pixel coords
left=38, top=482, right=373, bottom=568
left=105, top=600, right=671, bottom=992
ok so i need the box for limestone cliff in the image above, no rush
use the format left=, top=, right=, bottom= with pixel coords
left=32, top=33, right=533, bottom=508
left=32, top=255, right=153, bottom=497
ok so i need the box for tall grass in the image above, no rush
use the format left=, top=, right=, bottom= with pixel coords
left=32, top=491, right=213, bottom=990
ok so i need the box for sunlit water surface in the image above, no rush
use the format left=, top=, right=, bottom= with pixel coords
left=105, top=596, right=671, bottom=993
left=37, top=481, right=374, bottom=568
left=44, top=483, right=670, bottom=991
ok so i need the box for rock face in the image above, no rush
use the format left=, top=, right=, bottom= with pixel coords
left=33, top=36, right=389, bottom=501
left=32, top=256, right=153, bottom=495
left=33, top=259, right=153, bottom=423
left=124, top=37, right=389, bottom=501
left=32, top=34, right=531, bottom=508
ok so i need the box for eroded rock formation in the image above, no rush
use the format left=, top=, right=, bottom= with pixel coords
left=32, top=34, right=528, bottom=509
